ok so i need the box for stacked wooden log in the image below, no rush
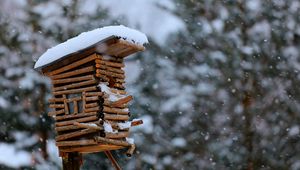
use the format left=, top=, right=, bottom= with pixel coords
left=46, top=53, right=142, bottom=155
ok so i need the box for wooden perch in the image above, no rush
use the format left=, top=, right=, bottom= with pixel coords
left=111, top=95, right=133, bottom=107
left=50, top=66, right=95, bottom=80
left=126, top=144, right=136, bottom=157
left=55, top=115, right=98, bottom=127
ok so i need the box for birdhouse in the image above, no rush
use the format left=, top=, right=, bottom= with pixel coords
left=34, top=26, right=147, bottom=168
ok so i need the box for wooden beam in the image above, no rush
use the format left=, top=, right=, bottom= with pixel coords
left=85, top=92, right=103, bottom=96
left=53, top=79, right=97, bottom=92
left=52, top=75, right=94, bottom=85
left=103, top=114, right=129, bottom=121
left=73, top=122, right=102, bottom=131
left=48, top=109, right=65, bottom=116
left=55, top=112, right=97, bottom=121
left=96, top=69, right=125, bottom=79
left=95, top=59, right=124, bottom=68
left=55, top=115, right=98, bottom=127
left=53, top=86, right=97, bottom=95
left=105, top=131, right=129, bottom=139
left=111, top=95, right=133, bottom=107
left=49, top=104, right=65, bottom=109
left=95, top=64, right=125, bottom=74
left=56, top=139, right=97, bottom=147
left=85, top=103, right=98, bottom=108
left=55, top=121, right=98, bottom=132
left=85, top=106, right=100, bottom=113
left=59, top=144, right=124, bottom=153
left=85, top=96, right=99, bottom=102
left=48, top=54, right=97, bottom=76
left=56, top=128, right=97, bottom=141
left=95, top=136, right=130, bottom=147
left=50, top=66, right=95, bottom=80
left=63, top=95, right=69, bottom=115
left=103, top=106, right=129, bottom=115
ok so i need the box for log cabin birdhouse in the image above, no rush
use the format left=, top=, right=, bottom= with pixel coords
left=34, top=25, right=147, bottom=169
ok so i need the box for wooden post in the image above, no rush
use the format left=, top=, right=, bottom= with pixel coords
left=62, top=152, right=82, bottom=170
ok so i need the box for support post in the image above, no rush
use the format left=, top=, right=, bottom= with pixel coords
left=62, top=152, right=82, bottom=170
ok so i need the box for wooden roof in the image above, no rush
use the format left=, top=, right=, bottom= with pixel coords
left=38, top=36, right=145, bottom=73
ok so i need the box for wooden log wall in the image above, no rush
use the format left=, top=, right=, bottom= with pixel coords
left=45, top=53, right=137, bottom=154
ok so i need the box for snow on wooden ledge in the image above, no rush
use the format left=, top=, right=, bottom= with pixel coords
left=34, top=25, right=148, bottom=69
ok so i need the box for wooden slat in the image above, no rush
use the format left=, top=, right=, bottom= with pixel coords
left=85, top=106, right=100, bottom=113
left=95, top=59, right=124, bottom=68
left=95, top=74, right=110, bottom=82
left=55, top=121, right=98, bottom=132
left=82, top=92, right=86, bottom=112
left=73, top=122, right=102, bottom=131
left=53, top=86, right=97, bottom=95
left=48, top=98, right=64, bottom=103
left=55, top=112, right=98, bottom=121
left=103, top=106, right=129, bottom=115
left=52, top=75, right=94, bottom=85
left=85, top=102, right=98, bottom=108
left=85, top=92, right=103, bottom=96
left=111, top=95, right=133, bottom=107
left=95, top=137, right=130, bottom=147
left=67, top=96, right=82, bottom=102
left=95, top=64, right=125, bottom=74
left=86, top=96, right=99, bottom=102
left=73, top=101, right=78, bottom=114
left=59, top=144, right=124, bottom=153
left=63, top=95, right=69, bottom=115
left=49, top=104, right=65, bottom=109
left=103, top=114, right=129, bottom=121
left=48, top=109, right=65, bottom=116
left=56, top=140, right=97, bottom=147
left=55, top=115, right=98, bottom=127
left=53, top=79, right=97, bottom=91
left=105, top=131, right=129, bottom=139
left=49, top=54, right=97, bottom=76
left=96, top=69, right=125, bottom=79
left=113, top=83, right=125, bottom=90
left=50, top=66, right=95, bottom=80
left=56, top=128, right=97, bottom=141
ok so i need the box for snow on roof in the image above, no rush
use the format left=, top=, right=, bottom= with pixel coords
left=34, top=25, right=148, bottom=69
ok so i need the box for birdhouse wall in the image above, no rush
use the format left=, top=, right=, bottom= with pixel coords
left=44, top=53, right=135, bottom=154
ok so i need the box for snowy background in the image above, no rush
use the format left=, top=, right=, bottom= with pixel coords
left=1, top=0, right=300, bottom=169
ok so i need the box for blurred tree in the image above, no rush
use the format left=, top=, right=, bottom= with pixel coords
left=133, top=0, right=300, bottom=169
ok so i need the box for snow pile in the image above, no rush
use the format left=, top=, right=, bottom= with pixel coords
left=126, top=137, right=134, bottom=144
left=34, top=25, right=148, bottom=69
left=118, top=121, right=131, bottom=130
left=103, top=122, right=117, bottom=133
left=98, top=83, right=126, bottom=102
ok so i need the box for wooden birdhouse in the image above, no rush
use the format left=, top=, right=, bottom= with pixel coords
left=34, top=25, right=147, bottom=169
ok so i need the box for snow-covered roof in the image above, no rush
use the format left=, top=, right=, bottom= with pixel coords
left=34, top=25, right=148, bottom=69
